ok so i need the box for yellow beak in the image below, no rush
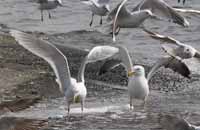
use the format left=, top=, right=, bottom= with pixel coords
left=128, top=71, right=135, bottom=77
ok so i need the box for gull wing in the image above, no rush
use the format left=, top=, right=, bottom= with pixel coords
left=97, top=0, right=110, bottom=5
left=132, top=0, right=189, bottom=27
left=10, top=30, right=72, bottom=93
left=107, top=0, right=130, bottom=22
left=0, top=117, right=47, bottom=130
left=95, top=45, right=133, bottom=75
left=85, top=45, right=119, bottom=63
left=77, top=45, right=119, bottom=82
left=143, top=28, right=184, bottom=46
left=159, top=114, right=193, bottom=130
left=147, top=56, right=191, bottom=81
left=111, top=0, right=131, bottom=41
left=194, top=51, right=200, bottom=59
left=174, top=8, right=200, bottom=15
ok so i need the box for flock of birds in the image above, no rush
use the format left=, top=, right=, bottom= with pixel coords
left=1, top=0, right=200, bottom=129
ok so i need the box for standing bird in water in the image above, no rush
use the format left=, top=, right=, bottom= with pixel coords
left=9, top=30, right=119, bottom=115
left=37, top=0, right=62, bottom=21
left=82, top=0, right=110, bottom=26
left=94, top=45, right=190, bottom=109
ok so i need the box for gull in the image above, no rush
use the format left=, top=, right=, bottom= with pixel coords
left=82, top=0, right=110, bottom=26
left=159, top=114, right=200, bottom=130
left=37, top=0, right=63, bottom=21
left=108, top=0, right=189, bottom=42
left=0, top=117, right=47, bottom=130
left=9, top=30, right=113, bottom=114
left=178, top=0, right=186, bottom=5
left=143, top=29, right=200, bottom=61
left=91, top=45, right=190, bottom=109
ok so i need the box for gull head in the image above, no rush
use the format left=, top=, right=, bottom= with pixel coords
left=141, top=9, right=154, bottom=17
left=103, top=5, right=110, bottom=13
left=180, top=45, right=196, bottom=58
left=55, top=0, right=62, bottom=6
left=128, top=65, right=145, bottom=77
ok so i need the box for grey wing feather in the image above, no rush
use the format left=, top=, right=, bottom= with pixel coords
left=147, top=56, right=190, bottom=81
left=10, top=30, right=72, bottom=93
left=97, top=0, right=110, bottom=4
left=107, top=0, right=130, bottom=22
left=133, top=0, right=189, bottom=27
left=194, top=51, right=200, bottom=59
left=159, top=114, right=193, bottom=130
left=99, top=59, right=121, bottom=75
left=143, top=28, right=183, bottom=46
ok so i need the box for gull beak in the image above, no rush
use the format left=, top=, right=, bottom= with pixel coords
left=128, top=71, right=135, bottom=77
left=74, top=95, right=81, bottom=103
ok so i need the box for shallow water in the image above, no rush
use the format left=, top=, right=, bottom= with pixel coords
left=1, top=0, right=200, bottom=129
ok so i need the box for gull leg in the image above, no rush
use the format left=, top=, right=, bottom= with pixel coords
left=100, top=16, right=103, bottom=25
left=130, top=97, right=134, bottom=110
left=41, top=10, right=43, bottom=21
left=142, top=97, right=147, bottom=109
left=48, top=11, right=51, bottom=19
left=89, top=13, right=94, bottom=27
left=178, top=0, right=180, bottom=3
left=81, top=100, right=84, bottom=116
left=183, top=0, right=186, bottom=4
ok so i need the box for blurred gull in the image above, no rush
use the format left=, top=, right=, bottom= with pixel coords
left=82, top=0, right=110, bottom=26
left=108, top=0, right=189, bottom=41
left=143, top=29, right=200, bottom=62
left=92, top=45, right=190, bottom=109
left=159, top=114, right=200, bottom=130
left=178, top=0, right=186, bottom=5
left=37, top=0, right=63, bottom=21
left=9, top=30, right=113, bottom=114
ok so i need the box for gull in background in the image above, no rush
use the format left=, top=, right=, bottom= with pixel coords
left=37, top=0, right=63, bottom=21
left=178, top=0, right=186, bottom=5
left=9, top=30, right=115, bottom=114
left=82, top=0, right=110, bottom=26
left=159, top=114, right=200, bottom=130
left=108, top=0, right=189, bottom=42
left=143, top=29, right=200, bottom=62
left=92, top=45, right=190, bottom=109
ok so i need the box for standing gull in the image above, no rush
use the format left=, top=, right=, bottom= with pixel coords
left=178, top=0, right=186, bottom=5
left=82, top=0, right=110, bottom=26
left=159, top=114, right=200, bottom=130
left=92, top=45, right=190, bottom=109
left=37, top=0, right=63, bottom=21
left=9, top=30, right=113, bottom=114
left=109, top=0, right=189, bottom=41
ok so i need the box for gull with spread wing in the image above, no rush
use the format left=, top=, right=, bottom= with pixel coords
left=93, top=45, right=190, bottom=109
left=159, top=114, right=200, bottom=130
left=9, top=30, right=117, bottom=114
left=108, top=0, right=189, bottom=42
left=82, top=0, right=110, bottom=26
left=143, top=29, right=200, bottom=61
left=37, top=0, right=63, bottom=21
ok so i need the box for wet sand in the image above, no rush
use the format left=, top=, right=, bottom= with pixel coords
left=0, top=0, right=200, bottom=129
